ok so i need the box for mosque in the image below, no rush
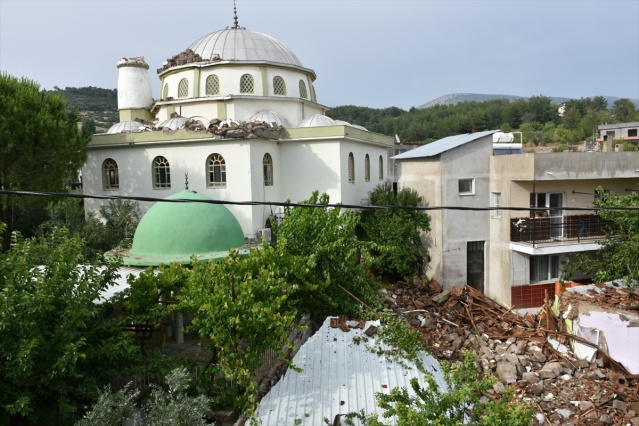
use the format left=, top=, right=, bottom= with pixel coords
left=82, top=6, right=394, bottom=241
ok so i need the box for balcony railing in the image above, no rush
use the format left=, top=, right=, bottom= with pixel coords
left=510, top=214, right=612, bottom=246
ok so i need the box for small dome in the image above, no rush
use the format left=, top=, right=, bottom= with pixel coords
left=300, top=114, right=337, bottom=127
left=247, top=110, right=291, bottom=127
left=155, top=116, right=189, bottom=131
left=334, top=120, right=368, bottom=131
left=106, top=121, right=146, bottom=134
left=123, top=190, right=246, bottom=266
left=188, top=28, right=303, bottom=67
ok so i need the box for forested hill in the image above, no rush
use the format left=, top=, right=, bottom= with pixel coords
left=327, top=95, right=639, bottom=145
left=47, top=86, right=118, bottom=132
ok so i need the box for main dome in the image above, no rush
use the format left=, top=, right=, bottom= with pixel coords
left=123, top=190, right=247, bottom=266
left=188, top=28, right=303, bottom=67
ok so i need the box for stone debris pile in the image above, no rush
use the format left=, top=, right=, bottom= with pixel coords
left=382, top=277, right=639, bottom=425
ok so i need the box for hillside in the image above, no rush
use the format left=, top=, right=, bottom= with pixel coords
left=47, top=86, right=118, bottom=132
left=420, top=93, right=639, bottom=109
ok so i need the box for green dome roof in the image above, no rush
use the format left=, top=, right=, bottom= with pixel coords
left=123, top=190, right=246, bottom=266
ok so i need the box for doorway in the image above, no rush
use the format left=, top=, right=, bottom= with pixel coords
left=467, top=241, right=485, bottom=292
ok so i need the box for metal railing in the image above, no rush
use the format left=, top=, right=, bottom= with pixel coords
left=510, top=214, right=612, bottom=246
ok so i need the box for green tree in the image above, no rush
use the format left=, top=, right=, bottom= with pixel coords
left=562, top=187, right=639, bottom=285
left=360, top=182, right=430, bottom=279
left=0, top=227, right=142, bottom=423
left=612, top=98, right=639, bottom=122
left=0, top=74, right=89, bottom=250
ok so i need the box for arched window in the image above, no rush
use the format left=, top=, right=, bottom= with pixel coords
left=263, top=153, right=273, bottom=186
left=207, top=153, right=226, bottom=188
left=379, top=155, right=384, bottom=180
left=310, top=83, right=317, bottom=102
left=178, top=78, right=189, bottom=98
left=348, top=152, right=355, bottom=183
left=103, top=158, right=119, bottom=190
left=205, top=75, right=220, bottom=95
left=299, top=80, right=308, bottom=99
left=153, top=156, right=171, bottom=188
left=162, top=83, right=169, bottom=99
left=273, top=76, right=286, bottom=96
left=364, top=154, right=370, bottom=182
left=240, top=74, right=254, bottom=93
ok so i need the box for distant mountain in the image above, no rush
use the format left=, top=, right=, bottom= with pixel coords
left=47, top=86, right=119, bottom=132
left=419, top=93, right=638, bottom=109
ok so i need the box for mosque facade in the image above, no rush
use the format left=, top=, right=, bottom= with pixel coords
left=82, top=12, right=394, bottom=237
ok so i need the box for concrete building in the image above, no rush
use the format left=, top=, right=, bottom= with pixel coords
left=598, top=122, right=639, bottom=151
left=82, top=11, right=393, bottom=237
left=395, top=132, right=639, bottom=308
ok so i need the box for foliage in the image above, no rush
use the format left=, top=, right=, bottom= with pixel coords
left=360, top=181, right=430, bottom=279
left=98, top=199, right=142, bottom=250
left=562, top=187, right=639, bottom=285
left=0, top=74, right=89, bottom=248
left=177, top=247, right=301, bottom=413
left=276, top=191, right=381, bottom=318
left=76, top=367, right=213, bottom=426
left=612, top=98, right=639, bottom=122
left=371, top=311, right=428, bottom=371
left=0, top=227, right=143, bottom=422
left=334, top=351, right=532, bottom=426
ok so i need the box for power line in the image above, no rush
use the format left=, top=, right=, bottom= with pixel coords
left=2, top=189, right=639, bottom=212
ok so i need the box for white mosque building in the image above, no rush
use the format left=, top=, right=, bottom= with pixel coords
left=82, top=9, right=393, bottom=237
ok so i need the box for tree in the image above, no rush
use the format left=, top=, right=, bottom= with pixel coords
left=611, top=98, right=639, bottom=123
left=562, top=187, right=639, bottom=285
left=360, top=182, right=430, bottom=279
left=0, top=74, right=89, bottom=249
left=0, top=227, right=143, bottom=423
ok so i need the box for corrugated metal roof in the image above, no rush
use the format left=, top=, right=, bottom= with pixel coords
left=392, top=130, right=499, bottom=160
left=257, top=318, right=447, bottom=425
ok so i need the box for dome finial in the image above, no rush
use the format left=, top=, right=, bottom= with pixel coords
left=233, top=0, right=240, bottom=29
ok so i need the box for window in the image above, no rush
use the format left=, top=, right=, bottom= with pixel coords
left=207, top=153, right=226, bottom=188
left=299, top=80, right=308, bottom=99
left=364, top=154, right=370, bottom=182
left=379, top=155, right=384, bottom=180
left=458, top=178, right=474, bottom=195
left=205, top=75, right=220, bottom=95
left=629, top=129, right=638, bottom=137
left=530, top=255, right=560, bottom=283
left=491, top=192, right=501, bottom=217
left=310, top=83, right=317, bottom=102
left=103, top=158, right=119, bottom=190
left=348, top=152, right=355, bottom=183
left=162, top=83, right=169, bottom=99
left=240, top=74, right=254, bottom=93
left=273, top=76, right=286, bottom=96
left=153, top=156, right=171, bottom=188
left=263, top=153, right=273, bottom=186
left=178, top=78, right=189, bottom=98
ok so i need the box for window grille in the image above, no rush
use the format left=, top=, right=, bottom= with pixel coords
left=178, top=79, right=189, bottom=98
left=364, top=154, right=370, bottom=182
left=153, top=156, right=171, bottom=188
left=348, top=153, right=354, bottom=183
left=205, top=75, right=219, bottom=95
left=103, top=158, right=119, bottom=190
left=299, top=80, right=307, bottom=99
left=240, top=74, right=254, bottom=93
left=263, top=153, right=273, bottom=186
left=273, top=76, right=286, bottom=96
left=162, top=83, right=169, bottom=99
left=207, top=154, right=226, bottom=188
left=378, top=155, right=384, bottom=180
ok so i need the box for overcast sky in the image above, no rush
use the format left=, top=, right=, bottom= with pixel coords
left=1, top=0, right=638, bottom=110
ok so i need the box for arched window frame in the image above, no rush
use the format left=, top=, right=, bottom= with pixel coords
left=205, top=75, right=220, bottom=96
left=379, top=155, right=384, bottom=181
left=263, top=153, right=273, bottom=186
left=240, top=74, right=254, bottom=94
left=103, top=158, right=119, bottom=190
left=348, top=152, right=355, bottom=183
left=178, top=78, right=189, bottom=98
left=364, top=154, right=370, bottom=182
left=162, top=83, right=169, bottom=99
left=207, top=153, right=227, bottom=188
left=153, top=156, right=171, bottom=189
left=273, top=76, right=286, bottom=96
left=299, top=79, right=308, bottom=99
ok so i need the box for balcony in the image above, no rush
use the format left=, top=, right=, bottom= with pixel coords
left=510, top=214, right=611, bottom=246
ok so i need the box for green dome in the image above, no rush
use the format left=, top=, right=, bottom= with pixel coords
left=123, top=190, right=246, bottom=266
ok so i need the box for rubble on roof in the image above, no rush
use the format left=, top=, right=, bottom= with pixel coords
left=383, top=277, right=639, bottom=425
left=157, top=48, right=205, bottom=74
